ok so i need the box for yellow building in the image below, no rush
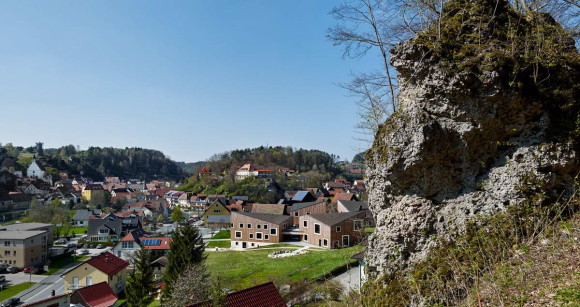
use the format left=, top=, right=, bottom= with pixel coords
left=82, top=184, right=106, bottom=205
left=63, top=251, right=128, bottom=294
left=202, top=200, right=231, bottom=224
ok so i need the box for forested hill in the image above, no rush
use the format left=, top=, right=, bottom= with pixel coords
left=0, top=143, right=184, bottom=181
left=202, top=146, right=341, bottom=176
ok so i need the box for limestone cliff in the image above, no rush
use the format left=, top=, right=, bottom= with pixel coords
left=365, top=0, right=580, bottom=278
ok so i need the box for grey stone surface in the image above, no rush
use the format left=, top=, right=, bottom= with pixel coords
left=365, top=39, right=579, bottom=277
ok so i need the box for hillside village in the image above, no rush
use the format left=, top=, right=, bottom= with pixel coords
left=0, top=155, right=370, bottom=306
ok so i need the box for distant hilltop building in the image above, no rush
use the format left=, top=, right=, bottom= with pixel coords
left=235, top=164, right=273, bottom=181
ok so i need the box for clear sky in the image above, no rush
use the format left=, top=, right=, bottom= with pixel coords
left=0, top=1, right=379, bottom=163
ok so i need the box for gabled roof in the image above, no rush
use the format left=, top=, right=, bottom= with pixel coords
left=84, top=184, right=104, bottom=191
left=291, top=191, right=312, bottom=202
left=232, top=212, right=292, bottom=225
left=73, top=209, right=101, bottom=221
left=86, top=252, right=129, bottom=276
left=289, top=201, right=324, bottom=211
left=120, top=228, right=148, bottom=242
left=87, top=217, right=123, bottom=236
left=250, top=204, right=286, bottom=215
left=187, top=282, right=285, bottom=307
left=141, top=237, right=172, bottom=250
left=337, top=200, right=368, bottom=212
left=307, top=211, right=364, bottom=227
left=333, top=193, right=356, bottom=202
left=71, top=282, right=118, bottom=307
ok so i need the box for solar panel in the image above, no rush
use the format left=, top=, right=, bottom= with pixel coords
left=142, top=239, right=161, bottom=246
left=293, top=191, right=308, bottom=200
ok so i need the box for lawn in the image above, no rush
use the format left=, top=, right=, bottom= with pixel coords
left=0, top=282, right=36, bottom=300
left=211, top=230, right=231, bottom=239
left=69, top=227, right=88, bottom=235
left=206, top=240, right=231, bottom=248
left=205, top=245, right=364, bottom=290
left=147, top=300, right=161, bottom=307
left=44, top=255, right=90, bottom=275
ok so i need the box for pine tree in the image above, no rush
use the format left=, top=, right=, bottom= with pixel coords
left=126, top=248, right=155, bottom=307
left=162, top=224, right=206, bottom=300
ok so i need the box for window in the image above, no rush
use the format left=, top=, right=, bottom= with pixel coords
left=86, top=277, right=93, bottom=286
left=270, top=228, right=277, bottom=236
left=304, top=234, right=308, bottom=241
left=247, top=223, right=252, bottom=229
left=264, top=234, right=269, bottom=240
left=13, top=251, right=16, bottom=256
left=72, top=277, right=79, bottom=288
left=323, top=239, right=328, bottom=247
left=303, top=220, right=308, bottom=228
left=256, top=232, right=263, bottom=240
left=249, top=233, right=254, bottom=239
left=294, top=212, right=299, bottom=217
left=306, top=212, right=311, bottom=215
left=239, top=223, right=244, bottom=228
left=336, top=226, right=341, bottom=232
left=263, top=224, right=268, bottom=229
left=230, top=223, right=234, bottom=228
left=354, top=220, right=364, bottom=231
left=257, top=224, right=261, bottom=229
left=314, top=224, right=321, bottom=234
left=122, top=242, right=134, bottom=249
left=235, top=231, right=242, bottom=238
left=3, top=241, right=9, bottom=247
left=213, top=209, right=221, bottom=213
left=4, top=251, right=9, bottom=256
left=99, top=228, right=109, bottom=234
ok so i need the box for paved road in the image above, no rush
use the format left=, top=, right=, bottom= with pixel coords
left=18, top=274, right=64, bottom=304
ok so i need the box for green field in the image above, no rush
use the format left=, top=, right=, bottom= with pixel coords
left=69, top=227, right=88, bottom=235
left=0, top=282, right=36, bottom=300
left=44, top=255, right=90, bottom=275
left=205, top=245, right=363, bottom=290
left=210, top=230, right=231, bottom=239
left=206, top=240, right=231, bottom=248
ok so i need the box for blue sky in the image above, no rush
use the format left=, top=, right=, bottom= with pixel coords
left=0, top=1, right=379, bottom=162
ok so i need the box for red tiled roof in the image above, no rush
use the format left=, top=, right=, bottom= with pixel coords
left=86, top=252, right=129, bottom=276
left=187, top=282, right=285, bottom=307
left=141, top=237, right=172, bottom=250
left=333, top=193, right=355, bottom=202
left=73, top=282, right=118, bottom=307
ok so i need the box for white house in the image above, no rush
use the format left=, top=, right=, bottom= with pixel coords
left=27, top=159, right=45, bottom=178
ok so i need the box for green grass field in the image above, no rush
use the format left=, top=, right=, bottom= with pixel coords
left=205, top=245, right=363, bottom=290
left=206, top=240, right=231, bottom=248
left=0, top=282, right=36, bottom=300
left=69, top=227, right=88, bottom=235
left=211, top=230, right=231, bottom=239
left=44, top=255, right=90, bottom=275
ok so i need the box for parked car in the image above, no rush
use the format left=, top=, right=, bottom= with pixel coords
left=67, top=243, right=77, bottom=248
left=54, top=239, right=66, bottom=245
left=6, top=267, right=21, bottom=274
left=96, top=244, right=105, bottom=249
left=0, top=297, right=20, bottom=307
left=76, top=243, right=85, bottom=248
left=89, top=244, right=96, bottom=249
left=23, top=266, right=32, bottom=273
left=0, top=275, right=5, bottom=282
left=77, top=249, right=89, bottom=255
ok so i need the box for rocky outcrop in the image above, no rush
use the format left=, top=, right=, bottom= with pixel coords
left=365, top=0, right=579, bottom=278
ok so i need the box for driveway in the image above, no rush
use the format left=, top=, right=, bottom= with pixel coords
left=1, top=272, right=46, bottom=285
